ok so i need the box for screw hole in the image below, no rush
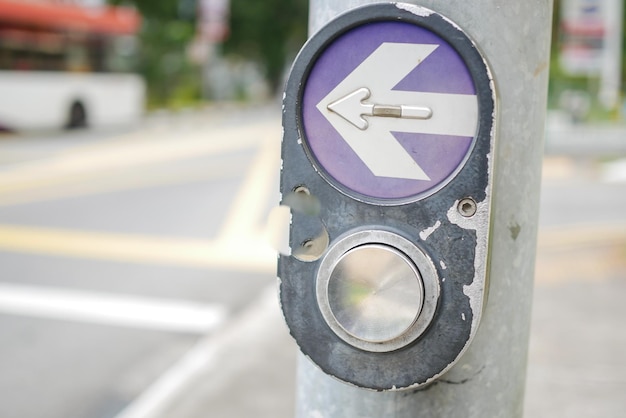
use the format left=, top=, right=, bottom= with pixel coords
left=293, top=185, right=310, bottom=195
left=458, top=198, right=477, bottom=217
left=294, top=229, right=330, bottom=262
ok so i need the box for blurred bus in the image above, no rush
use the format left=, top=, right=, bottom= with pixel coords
left=0, top=0, right=145, bottom=131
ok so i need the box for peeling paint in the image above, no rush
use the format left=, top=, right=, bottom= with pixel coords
left=446, top=154, right=493, bottom=338
left=395, top=3, right=433, bottom=17
left=533, top=60, right=548, bottom=77
left=282, top=1, right=500, bottom=392
left=419, top=220, right=441, bottom=241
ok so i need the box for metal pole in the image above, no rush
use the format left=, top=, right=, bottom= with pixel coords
left=297, top=1, right=553, bottom=417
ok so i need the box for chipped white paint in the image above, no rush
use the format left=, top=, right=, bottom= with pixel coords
left=447, top=196, right=489, bottom=336
left=301, top=1, right=497, bottom=395
left=395, top=3, right=433, bottom=17
left=396, top=3, right=465, bottom=35
left=445, top=80, right=497, bottom=341
left=422, top=93, right=496, bottom=390
left=440, top=260, right=447, bottom=270
left=419, top=220, right=441, bottom=241
left=461, top=313, right=466, bottom=321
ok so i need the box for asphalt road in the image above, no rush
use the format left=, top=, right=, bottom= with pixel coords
left=0, top=105, right=281, bottom=418
left=0, top=106, right=625, bottom=418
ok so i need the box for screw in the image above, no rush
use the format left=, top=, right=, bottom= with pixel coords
left=458, top=198, right=477, bottom=217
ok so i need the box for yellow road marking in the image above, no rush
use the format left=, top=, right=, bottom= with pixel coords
left=0, top=120, right=278, bottom=196
left=0, top=154, right=249, bottom=207
left=0, top=224, right=276, bottom=273
left=0, top=116, right=284, bottom=274
left=219, top=133, right=280, bottom=239
left=0, top=221, right=622, bottom=278
left=535, top=223, right=626, bottom=284
left=537, top=223, right=626, bottom=250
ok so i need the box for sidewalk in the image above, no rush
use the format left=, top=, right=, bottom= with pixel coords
left=526, top=225, right=626, bottom=417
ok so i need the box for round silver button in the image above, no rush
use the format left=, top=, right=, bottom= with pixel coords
left=327, top=244, right=424, bottom=343
left=316, top=230, right=439, bottom=353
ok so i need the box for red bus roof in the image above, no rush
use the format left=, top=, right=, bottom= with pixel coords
left=0, top=0, right=140, bottom=35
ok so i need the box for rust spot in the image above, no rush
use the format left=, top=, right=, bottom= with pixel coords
left=533, top=61, right=548, bottom=77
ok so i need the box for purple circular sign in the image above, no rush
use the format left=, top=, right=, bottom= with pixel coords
left=302, top=21, right=478, bottom=201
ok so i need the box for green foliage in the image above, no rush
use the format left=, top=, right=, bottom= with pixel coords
left=109, top=0, right=307, bottom=106
left=139, top=18, right=200, bottom=108
left=109, top=0, right=201, bottom=108
left=223, top=0, right=308, bottom=92
left=108, top=0, right=179, bottom=20
left=549, top=0, right=626, bottom=121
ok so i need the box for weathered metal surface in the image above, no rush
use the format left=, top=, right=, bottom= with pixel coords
left=279, top=3, right=496, bottom=391
left=292, top=0, right=552, bottom=416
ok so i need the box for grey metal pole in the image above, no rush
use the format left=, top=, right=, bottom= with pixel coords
left=297, top=1, right=553, bottom=417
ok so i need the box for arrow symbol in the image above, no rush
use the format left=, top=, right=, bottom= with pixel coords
left=328, top=87, right=433, bottom=130
left=317, top=42, right=478, bottom=181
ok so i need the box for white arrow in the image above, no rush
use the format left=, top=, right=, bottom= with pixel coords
left=317, top=42, right=479, bottom=180
left=328, top=87, right=433, bottom=130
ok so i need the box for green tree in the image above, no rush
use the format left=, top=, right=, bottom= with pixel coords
left=549, top=0, right=626, bottom=119
left=223, top=0, right=308, bottom=92
left=110, top=0, right=307, bottom=104
left=109, top=0, right=199, bottom=108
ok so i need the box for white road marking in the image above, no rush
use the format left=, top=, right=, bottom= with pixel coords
left=114, top=286, right=280, bottom=418
left=0, top=283, right=227, bottom=333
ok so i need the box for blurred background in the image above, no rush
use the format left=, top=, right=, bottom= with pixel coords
left=0, top=0, right=624, bottom=417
